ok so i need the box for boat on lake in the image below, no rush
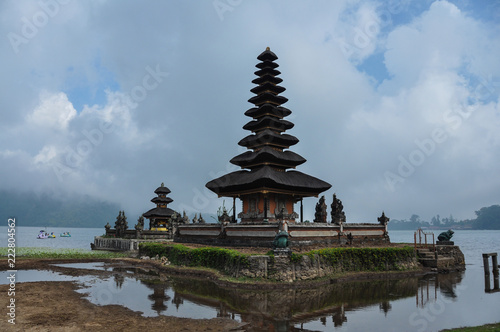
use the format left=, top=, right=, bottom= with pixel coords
left=37, top=230, right=49, bottom=239
left=60, top=232, right=71, bottom=237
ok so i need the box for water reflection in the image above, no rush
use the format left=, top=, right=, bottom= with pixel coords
left=8, top=261, right=497, bottom=331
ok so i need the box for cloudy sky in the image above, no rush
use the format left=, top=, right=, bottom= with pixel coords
left=1, top=0, right=499, bottom=223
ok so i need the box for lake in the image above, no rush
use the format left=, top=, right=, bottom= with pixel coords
left=1, top=227, right=499, bottom=331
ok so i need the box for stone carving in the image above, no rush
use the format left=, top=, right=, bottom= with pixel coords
left=192, top=213, right=198, bottom=223
left=276, top=207, right=285, bottom=221
left=135, top=216, right=144, bottom=231
left=104, top=222, right=111, bottom=231
left=347, top=232, right=353, bottom=245
left=438, top=229, right=454, bottom=241
left=314, top=195, right=327, bottom=223
left=115, top=211, right=128, bottom=237
left=331, top=194, right=346, bottom=225
left=378, top=211, right=390, bottom=225
left=182, top=211, right=189, bottom=224
left=218, top=205, right=232, bottom=223
left=199, top=214, right=206, bottom=224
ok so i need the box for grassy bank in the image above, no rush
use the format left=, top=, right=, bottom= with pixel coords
left=441, top=322, right=500, bottom=331
left=139, top=243, right=249, bottom=272
left=0, top=247, right=129, bottom=259
left=139, top=243, right=417, bottom=279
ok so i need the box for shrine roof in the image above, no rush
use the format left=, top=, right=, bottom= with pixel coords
left=230, top=146, right=306, bottom=169
left=238, top=129, right=299, bottom=149
left=143, top=207, right=176, bottom=219
left=206, top=166, right=331, bottom=197
left=151, top=196, right=173, bottom=204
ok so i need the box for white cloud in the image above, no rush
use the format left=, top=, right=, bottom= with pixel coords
left=26, top=91, right=76, bottom=130
left=0, top=0, right=499, bottom=223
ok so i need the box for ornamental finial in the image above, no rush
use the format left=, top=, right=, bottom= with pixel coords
left=266, top=46, right=270, bottom=51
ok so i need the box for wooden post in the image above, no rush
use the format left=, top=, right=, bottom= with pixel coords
left=483, top=253, right=491, bottom=275
left=485, top=273, right=491, bottom=292
left=492, top=253, right=499, bottom=277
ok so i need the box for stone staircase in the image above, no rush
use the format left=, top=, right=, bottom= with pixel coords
left=416, top=248, right=454, bottom=269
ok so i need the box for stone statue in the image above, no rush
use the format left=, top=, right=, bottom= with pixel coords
left=135, top=216, right=144, bottom=231
left=192, top=213, right=198, bottom=223
left=378, top=211, right=390, bottom=225
left=276, top=207, right=285, bottom=221
left=105, top=222, right=111, bottom=231
left=218, top=205, right=231, bottom=223
left=438, top=229, right=454, bottom=241
left=331, top=194, right=346, bottom=225
left=182, top=211, right=189, bottom=224
left=198, top=214, right=205, bottom=224
left=314, top=195, right=327, bottom=223
left=115, top=211, right=128, bottom=237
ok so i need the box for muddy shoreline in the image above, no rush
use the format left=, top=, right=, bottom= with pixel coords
left=1, top=257, right=431, bottom=331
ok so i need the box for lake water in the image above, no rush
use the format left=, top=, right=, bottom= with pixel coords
left=1, top=227, right=499, bottom=331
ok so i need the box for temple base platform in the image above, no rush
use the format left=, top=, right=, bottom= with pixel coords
left=175, top=222, right=389, bottom=249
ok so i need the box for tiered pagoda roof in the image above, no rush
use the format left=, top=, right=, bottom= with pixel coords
left=143, top=183, right=175, bottom=219
left=206, top=47, right=331, bottom=197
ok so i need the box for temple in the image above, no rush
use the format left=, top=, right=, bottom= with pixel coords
left=94, top=48, right=392, bottom=251
left=143, top=183, right=176, bottom=231
left=206, top=47, right=331, bottom=224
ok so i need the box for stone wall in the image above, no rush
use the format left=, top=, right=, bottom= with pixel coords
left=436, top=245, right=466, bottom=269
left=175, top=222, right=390, bottom=249
left=92, top=236, right=171, bottom=252
left=237, top=252, right=418, bottom=282
left=105, top=229, right=171, bottom=240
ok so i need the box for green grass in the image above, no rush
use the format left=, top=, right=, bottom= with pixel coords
left=440, top=323, right=500, bottom=331
left=139, top=243, right=250, bottom=271
left=0, top=247, right=129, bottom=259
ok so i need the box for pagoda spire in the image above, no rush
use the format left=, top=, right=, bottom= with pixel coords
left=231, top=47, right=306, bottom=171
left=206, top=48, right=331, bottom=224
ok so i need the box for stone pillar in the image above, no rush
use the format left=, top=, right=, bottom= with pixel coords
left=263, top=196, right=268, bottom=221
left=300, top=198, right=303, bottom=223
left=233, top=197, right=236, bottom=223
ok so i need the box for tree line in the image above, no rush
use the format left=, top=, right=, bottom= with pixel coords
left=388, top=204, right=500, bottom=230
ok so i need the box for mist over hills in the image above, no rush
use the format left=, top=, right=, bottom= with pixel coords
left=1, top=190, right=120, bottom=228
left=0, top=190, right=219, bottom=228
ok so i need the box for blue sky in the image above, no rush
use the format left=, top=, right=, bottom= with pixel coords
left=1, top=0, right=499, bottom=223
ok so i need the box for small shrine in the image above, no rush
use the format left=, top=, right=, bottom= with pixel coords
left=143, top=183, right=176, bottom=231
left=206, top=47, right=331, bottom=224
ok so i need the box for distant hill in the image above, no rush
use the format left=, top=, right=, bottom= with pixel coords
left=388, top=205, right=500, bottom=231
left=0, top=190, right=120, bottom=228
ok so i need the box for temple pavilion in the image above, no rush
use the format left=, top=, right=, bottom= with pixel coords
left=206, top=47, right=331, bottom=224
left=143, top=183, right=175, bottom=231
